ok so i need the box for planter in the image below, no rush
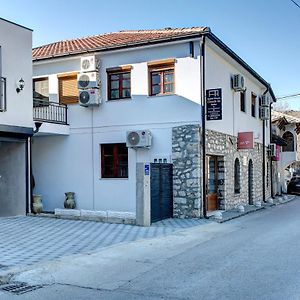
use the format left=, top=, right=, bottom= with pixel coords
left=64, top=192, right=76, bottom=209
left=32, top=194, right=43, bottom=214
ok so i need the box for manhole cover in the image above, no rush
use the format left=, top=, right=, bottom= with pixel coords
left=0, top=281, right=44, bottom=295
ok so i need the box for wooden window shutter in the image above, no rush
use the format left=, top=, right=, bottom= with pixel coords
left=58, top=74, right=79, bottom=105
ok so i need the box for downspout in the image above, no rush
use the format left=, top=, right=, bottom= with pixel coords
left=262, top=87, right=269, bottom=203
left=200, top=35, right=208, bottom=218
left=29, top=122, right=43, bottom=213
left=269, top=100, right=274, bottom=198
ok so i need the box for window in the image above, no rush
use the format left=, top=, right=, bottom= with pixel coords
left=107, top=69, right=131, bottom=100
left=33, top=78, right=49, bottom=100
left=251, top=93, right=257, bottom=117
left=148, top=59, right=175, bottom=96
left=101, top=143, right=128, bottom=178
left=234, top=158, right=241, bottom=194
left=58, top=74, right=78, bottom=105
left=240, top=91, right=246, bottom=112
left=282, top=131, right=294, bottom=152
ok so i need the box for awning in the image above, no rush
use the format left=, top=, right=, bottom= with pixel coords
left=272, top=134, right=287, bottom=146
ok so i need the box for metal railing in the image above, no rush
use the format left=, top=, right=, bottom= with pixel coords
left=0, top=77, right=7, bottom=112
left=33, top=99, right=68, bottom=125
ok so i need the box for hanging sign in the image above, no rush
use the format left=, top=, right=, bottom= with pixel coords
left=237, top=132, right=254, bottom=149
left=206, top=88, right=222, bottom=121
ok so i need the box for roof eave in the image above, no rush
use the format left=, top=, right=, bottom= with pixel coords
left=32, top=31, right=207, bottom=62
left=206, top=32, right=276, bottom=102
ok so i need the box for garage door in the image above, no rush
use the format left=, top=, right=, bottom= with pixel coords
left=150, top=163, right=173, bottom=223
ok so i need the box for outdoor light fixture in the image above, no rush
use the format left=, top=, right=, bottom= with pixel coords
left=16, top=78, right=25, bottom=93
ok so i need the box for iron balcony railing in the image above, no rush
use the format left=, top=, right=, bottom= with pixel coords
left=0, top=77, right=7, bottom=112
left=33, top=99, right=68, bottom=125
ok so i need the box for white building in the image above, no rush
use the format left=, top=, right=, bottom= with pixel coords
left=32, top=27, right=275, bottom=224
left=271, top=110, right=300, bottom=194
left=0, top=18, right=33, bottom=216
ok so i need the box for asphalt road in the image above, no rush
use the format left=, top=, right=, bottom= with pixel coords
left=2, top=198, right=300, bottom=299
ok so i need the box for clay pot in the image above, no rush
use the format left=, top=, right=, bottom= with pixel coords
left=64, top=192, right=76, bottom=209
left=32, top=194, right=43, bottom=214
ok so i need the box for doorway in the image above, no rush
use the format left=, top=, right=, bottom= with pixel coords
left=248, top=159, right=254, bottom=205
left=150, top=163, right=173, bottom=223
left=206, top=155, right=219, bottom=211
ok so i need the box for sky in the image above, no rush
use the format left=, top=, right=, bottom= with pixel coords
left=1, top=0, right=300, bottom=108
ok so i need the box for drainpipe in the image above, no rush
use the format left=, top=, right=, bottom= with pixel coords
left=262, top=87, right=269, bottom=203
left=200, top=36, right=208, bottom=218
left=29, top=122, right=43, bottom=213
left=269, top=100, right=274, bottom=198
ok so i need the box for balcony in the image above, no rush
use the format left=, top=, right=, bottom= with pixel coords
left=33, top=99, right=69, bottom=136
left=33, top=99, right=68, bottom=125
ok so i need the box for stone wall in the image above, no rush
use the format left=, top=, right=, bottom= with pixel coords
left=206, top=129, right=272, bottom=210
left=171, top=126, right=272, bottom=218
left=172, top=125, right=202, bottom=218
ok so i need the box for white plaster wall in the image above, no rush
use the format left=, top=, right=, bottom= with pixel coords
left=33, top=42, right=202, bottom=213
left=205, top=39, right=271, bottom=144
left=32, top=38, right=273, bottom=213
left=0, top=19, right=32, bottom=128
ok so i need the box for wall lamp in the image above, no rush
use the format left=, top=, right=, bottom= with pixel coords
left=16, top=78, right=25, bottom=93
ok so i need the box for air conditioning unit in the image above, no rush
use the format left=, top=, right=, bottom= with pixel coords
left=232, top=74, right=245, bottom=92
left=126, top=130, right=152, bottom=148
left=268, top=143, right=276, bottom=157
left=260, top=95, right=270, bottom=107
left=77, top=72, right=99, bottom=89
left=81, top=56, right=98, bottom=72
left=259, top=106, right=270, bottom=120
left=79, top=89, right=101, bottom=107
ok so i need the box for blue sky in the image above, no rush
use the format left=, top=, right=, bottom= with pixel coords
left=1, top=0, right=300, bottom=108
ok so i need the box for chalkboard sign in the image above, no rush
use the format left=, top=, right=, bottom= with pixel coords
left=206, top=88, right=222, bottom=121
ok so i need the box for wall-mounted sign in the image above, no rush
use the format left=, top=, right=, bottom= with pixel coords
left=238, top=132, right=254, bottom=149
left=274, top=145, right=281, bottom=161
left=144, top=164, right=150, bottom=176
left=206, top=88, right=222, bottom=121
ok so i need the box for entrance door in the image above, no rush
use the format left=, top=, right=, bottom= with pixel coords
left=150, top=163, right=173, bottom=223
left=248, top=160, right=254, bottom=205
left=206, top=155, right=218, bottom=211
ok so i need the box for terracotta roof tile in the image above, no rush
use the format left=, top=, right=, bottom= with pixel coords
left=32, top=27, right=208, bottom=60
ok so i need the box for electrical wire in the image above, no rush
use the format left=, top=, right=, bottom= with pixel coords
left=290, top=0, right=300, bottom=9
left=277, top=93, right=300, bottom=100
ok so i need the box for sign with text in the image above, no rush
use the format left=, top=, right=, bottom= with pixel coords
left=206, top=88, right=222, bottom=121
left=274, top=145, right=281, bottom=161
left=238, top=132, right=254, bottom=149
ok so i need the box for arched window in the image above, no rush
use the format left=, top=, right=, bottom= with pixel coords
left=234, top=158, right=241, bottom=194
left=282, top=131, right=294, bottom=152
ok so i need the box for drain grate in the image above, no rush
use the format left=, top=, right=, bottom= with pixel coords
left=0, top=281, right=44, bottom=295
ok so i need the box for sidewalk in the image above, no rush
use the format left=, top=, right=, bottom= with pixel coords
left=209, top=194, right=296, bottom=223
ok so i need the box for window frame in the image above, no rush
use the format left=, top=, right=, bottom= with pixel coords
left=240, top=91, right=246, bottom=113
left=58, top=73, right=79, bottom=105
left=101, top=143, right=128, bottom=179
left=33, top=77, right=49, bottom=101
left=107, top=70, right=131, bottom=101
left=234, top=158, right=241, bottom=194
left=251, top=92, right=257, bottom=118
left=148, top=60, right=175, bottom=96
left=282, top=131, right=294, bottom=152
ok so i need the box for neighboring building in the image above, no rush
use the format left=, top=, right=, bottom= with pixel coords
left=0, top=18, right=33, bottom=216
left=32, top=27, right=275, bottom=224
left=271, top=110, right=300, bottom=194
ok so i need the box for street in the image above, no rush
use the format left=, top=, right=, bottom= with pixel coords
left=1, top=198, right=300, bottom=299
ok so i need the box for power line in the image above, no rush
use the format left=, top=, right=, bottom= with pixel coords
left=290, top=0, right=300, bottom=9
left=277, top=93, right=300, bottom=100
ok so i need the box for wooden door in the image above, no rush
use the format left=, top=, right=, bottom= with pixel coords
left=206, top=155, right=218, bottom=211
